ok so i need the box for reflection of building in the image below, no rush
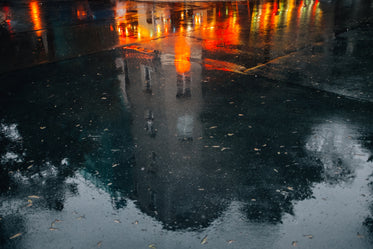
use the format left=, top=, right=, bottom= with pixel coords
left=118, top=37, right=229, bottom=229
left=109, top=0, right=332, bottom=230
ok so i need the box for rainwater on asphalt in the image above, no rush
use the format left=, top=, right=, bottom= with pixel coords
left=1, top=0, right=373, bottom=248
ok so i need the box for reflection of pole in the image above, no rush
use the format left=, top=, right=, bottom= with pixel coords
left=116, top=58, right=130, bottom=107
left=176, top=73, right=191, bottom=98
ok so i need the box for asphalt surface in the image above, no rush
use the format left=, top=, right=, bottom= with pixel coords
left=0, top=0, right=373, bottom=248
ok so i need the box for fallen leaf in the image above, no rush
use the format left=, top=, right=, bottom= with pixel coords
left=49, top=227, right=58, bottom=231
left=238, top=114, right=244, bottom=117
left=149, top=244, right=156, bottom=249
left=303, top=234, right=313, bottom=239
left=254, top=148, right=261, bottom=151
left=107, top=183, right=112, bottom=186
left=212, top=145, right=220, bottom=148
left=97, top=241, right=102, bottom=247
left=201, top=235, right=208, bottom=244
left=227, top=133, right=234, bottom=136
left=114, top=219, right=121, bottom=223
left=292, top=241, right=297, bottom=247
left=101, top=97, right=107, bottom=100
left=287, top=187, right=294, bottom=191
left=51, top=219, right=62, bottom=227
left=227, top=240, right=234, bottom=244
left=27, top=165, right=33, bottom=169
left=40, top=126, right=46, bottom=130
left=274, top=169, right=278, bottom=173
left=9, top=233, right=22, bottom=239
left=221, top=147, right=230, bottom=151
left=209, top=126, right=218, bottom=129
left=28, top=195, right=40, bottom=199
left=112, top=163, right=119, bottom=168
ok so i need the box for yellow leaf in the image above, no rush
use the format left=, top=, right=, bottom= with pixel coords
left=201, top=235, right=208, bottom=244
left=40, top=127, right=46, bottom=130
left=357, top=233, right=364, bottom=238
left=28, top=195, right=40, bottom=199
left=209, top=126, right=218, bottom=129
left=9, top=233, right=22, bottom=239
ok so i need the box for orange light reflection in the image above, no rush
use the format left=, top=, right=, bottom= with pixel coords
left=30, top=1, right=42, bottom=32
left=174, top=36, right=191, bottom=74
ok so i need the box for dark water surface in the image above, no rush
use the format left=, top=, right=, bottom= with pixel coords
left=1, top=0, right=373, bottom=248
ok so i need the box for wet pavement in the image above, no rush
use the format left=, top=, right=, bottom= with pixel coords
left=1, top=0, right=373, bottom=248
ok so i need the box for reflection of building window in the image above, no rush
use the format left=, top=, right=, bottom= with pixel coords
left=141, top=65, right=153, bottom=93
left=149, top=190, right=157, bottom=211
left=177, top=115, right=193, bottom=141
left=144, top=110, right=156, bottom=137
left=176, top=74, right=191, bottom=98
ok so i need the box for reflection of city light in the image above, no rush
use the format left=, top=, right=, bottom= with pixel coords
left=175, top=36, right=191, bottom=74
left=2, top=6, right=12, bottom=31
left=30, top=1, right=42, bottom=31
left=77, top=10, right=87, bottom=20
